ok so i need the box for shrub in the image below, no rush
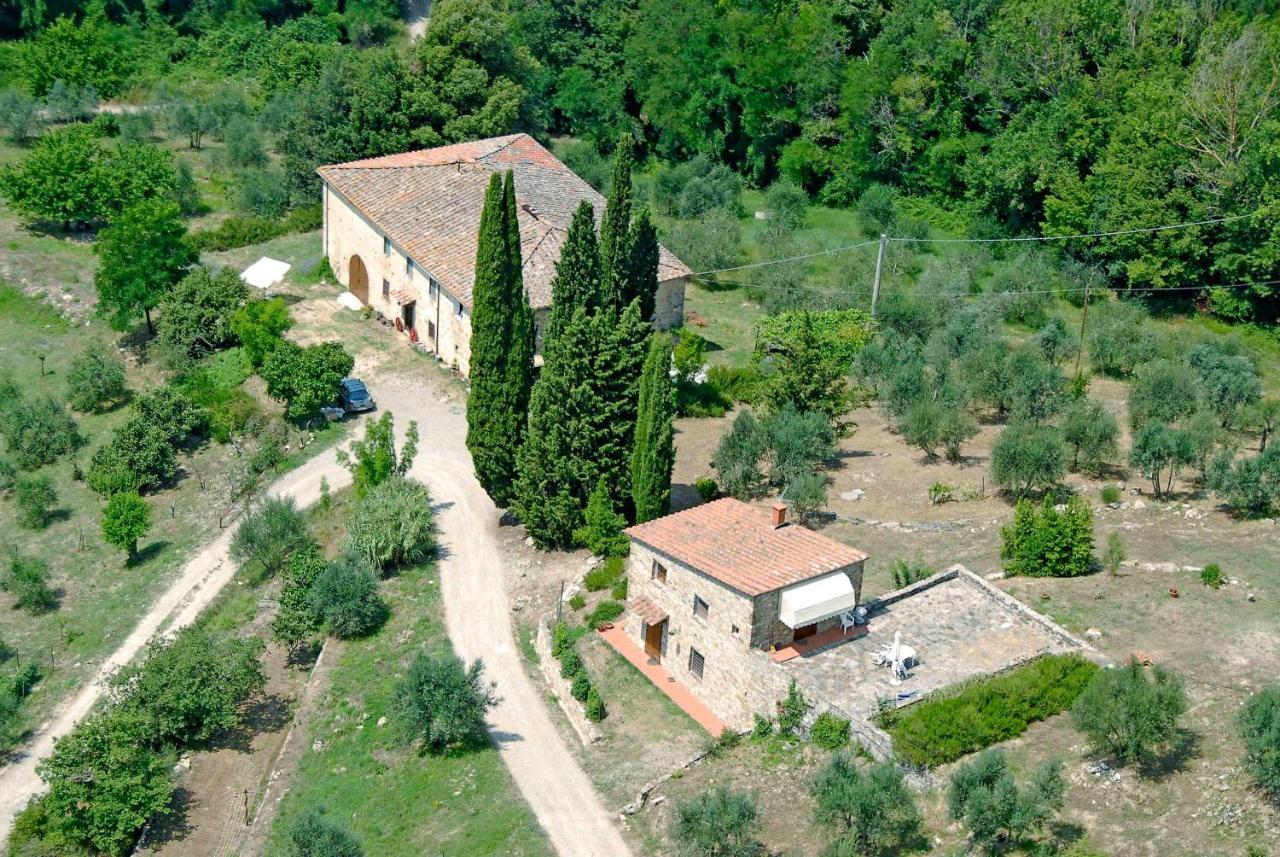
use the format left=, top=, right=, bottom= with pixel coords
left=551, top=622, right=573, bottom=659
left=344, top=476, right=437, bottom=572
left=1099, top=484, right=1122, bottom=504
left=153, top=266, right=249, bottom=371
left=1071, top=658, right=1187, bottom=766
left=261, top=340, right=354, bottom=421
left=763, top=405, right=836, bottom=488
left=1240, top=685, right=1280, bottom=797
left=1207, top=445, right=1280, bottom=517
left=878, top=654, right=1098, bottom=767
left=584, top=556, right=624, bottom=592
left=810, top=712, right=850, bottom=749
left=1000, top=496, right=1094, bottom=578
left=570, top=671, right=591, bottom=702
left=558, top=647, right=582, bottom=679
left=585, top=687, right=606, bottom=721
left=675, top=378, right=732, bottom=417
left=1200, top=563, right=1223, bottom=589
left=339, top=411, right=418, bottom=499
left=713, top=410, right=767, bottom=500
left=1128, top=359, right=1204, bottom=429
left=694, top=477, right=720, bottom=502
left=573, top=478, right=629, bottom=558
left=309, top=556, right=388, bottom=639
left=230, top=496, right=312, bottom=578
left=286, top=806, right=365, bottom=857
left=778, top=680, right=810, bottom=736
left=66, top=347, right=127, bottom=412
left=812, top=755, right=920, bottom=857
left=1102, top=532, right=1125, bottom=577
left=392, top=651, right=497, bottom=753
left=707, top=364, right=763, bottom=404
left=86, top=387, right=208, bottom=495
left=947, top=749, right=1064, bottom=850
left=100, top=491, right=151, bottom=561
left=2, top=550, right=56, bottom=613
left=752, top=714, right=773, bottom=738
left=14, top=474, right=57, bottom=529
left=568, top=593, right=585, bottom=611
left=610, top=578, right=628, bottom=600
left=2, top=397, right=83, bottom=470
left=890, top=559, right=933, bottom=589
left=672, top=786, right=759, bottom=857
left=1062, top=397, right=1120, bottom=474
left=928, top=482, right=953, bottom=505
left=586, top=599, right=624, bottom=629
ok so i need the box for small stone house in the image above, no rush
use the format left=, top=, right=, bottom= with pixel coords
left=623, top=498, right=868, bottom=729
left=317, top=134, right=691, bottom=376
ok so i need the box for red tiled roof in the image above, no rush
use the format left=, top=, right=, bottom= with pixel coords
left=317, top=134, right=692, bottom=310
left=629, top=597, right=667, bottom=625
left=625, top=499, right=868, bottom=597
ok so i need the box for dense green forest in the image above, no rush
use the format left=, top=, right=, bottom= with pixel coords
left=0, top=0, right=1278, bottom=319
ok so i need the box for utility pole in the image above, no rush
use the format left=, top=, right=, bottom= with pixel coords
left=870, top=233, right=887, bottom=318
left=1074, top=282, right=1091, bottom=380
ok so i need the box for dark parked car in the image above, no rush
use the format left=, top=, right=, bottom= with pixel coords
left=338, top=377, right=376, bottom=413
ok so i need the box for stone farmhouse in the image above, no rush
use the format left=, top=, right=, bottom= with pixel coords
left=317, top=134, right=691, bottom=376
left=623, top=498, right=869, bottom=730
left=617, top=498, right=1096, bottom=749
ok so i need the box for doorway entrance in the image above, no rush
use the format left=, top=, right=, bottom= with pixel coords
left=644, top=620, right=665, bottom=662
left=794, top=623, right=818, bottom=643
left=348, top=255, right=369, bottom=304
left=402, top=301, right=415, bottom=333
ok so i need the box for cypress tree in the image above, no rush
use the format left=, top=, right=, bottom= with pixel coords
left=631, top=333, right=676, bottom=523
left=626, top=207, right=661, bottom=321
left=466, top=170, right=534, bottom=507
left=593, top=298, right=650, bottom=514
left=545, top=200, right=601, bottom=345
left=599, top=135, right=634, bottom=310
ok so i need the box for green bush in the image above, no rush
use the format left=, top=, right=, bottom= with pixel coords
left=586, top=599, right=624, bottom=629
left=286, top=806, right=365, bottom=857
left=928, top=482, right=953, bottom=504
left=1000, top=496, right=1094, bottom=578
left=707, top=364, right=763, bottom=404
left=392, top=651, right=497, bottom=754
left=610, top=578, right=628, bottom=600
left=810, top=712, right=851, bottom=749
left=751, top=714, right=773, bottom=738
left=1240, top=685, right=1280, bottom=797
left=890, top=559, right=933, bottom=589
left=66, top=347, right=127, bottom=413
left=551, top=622, right=573, bottom=659
left=570, top=671, right=591, bottom=702
left=343, top=476, right=437, bottom=572
left=1200, top=563, right=1223, bottom=589
left=694, top=476, right=720, bottom=502
left=14, top=474, right=57, bottom=529
left=189, top=205, right=321, bottom=252
left=584, top=556, right=624, bottom=591
left=1099, top=484, right=1122, bottom=504
left=568, top=593, right=585, bottom=611
left=2, top=550, right=56, bottom=613
left=585, top=687, right=606, bottom=721
left=879, top=654, right=1098, bottom=767
left=1071, top=658, right=1186, bottom=766
left=778, top=680, right=810, bottom=736
left=2, top=397, right=83, bottom=470
left=675, top=378, right=733, bottom=417
left=558, top=647, right=582, bottom=679
left=309, top=556, right=388, bottom=640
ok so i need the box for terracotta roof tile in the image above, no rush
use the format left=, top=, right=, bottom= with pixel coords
left=625, top=499, right=868, bottom=597
left=317, top=134, right=692, bottom=310
left=629, top=597, right=667, bottom=625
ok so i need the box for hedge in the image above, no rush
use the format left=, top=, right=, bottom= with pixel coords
left=191, top=204, right=322, bottom=252
left=877, top=653, right=1098, bottom=767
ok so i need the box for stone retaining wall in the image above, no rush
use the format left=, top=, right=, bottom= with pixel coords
left=534, top=617, right=603, bottom=745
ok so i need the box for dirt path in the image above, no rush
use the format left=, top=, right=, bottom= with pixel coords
left=405, top=0, right=429, bottom=40
left=0, top=445, right=353, bottom=840
left=371, top=373, right=632, bottom=857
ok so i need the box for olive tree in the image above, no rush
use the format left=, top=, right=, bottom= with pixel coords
left=812, top=754, right=921, bottom=857
left=230, top=496, right=312, bottom=578
left=991, top=422, right=1066, bottom=498
left=1071, top=659, right=1187, bottom=767
left=392, top=651, right=497, bottom=754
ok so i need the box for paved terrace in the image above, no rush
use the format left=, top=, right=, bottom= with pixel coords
left=781, top=566, right=1090, bottom=721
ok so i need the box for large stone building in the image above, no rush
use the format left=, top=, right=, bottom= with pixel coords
left=317, top=134, right=691, bottom=376
left=623, top=498, right=869, bottom=730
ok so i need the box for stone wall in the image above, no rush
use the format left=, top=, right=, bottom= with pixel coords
left=653, top=277, right=686, bottom=331
left=534, top=617, right=603, bottom=745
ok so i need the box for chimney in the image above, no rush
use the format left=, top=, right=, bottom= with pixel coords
left=771, top=503, right=787, bottom=528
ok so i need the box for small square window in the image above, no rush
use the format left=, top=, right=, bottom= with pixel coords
left=405, top=255, right=412, bottom=276
left=693, top=595, right=708, bottom=620
left=383, top=236, right=392, bottom=255
left=455, top=301, right=464, bottom=317
left=689, top=648, right=705, bottom=679
left=428, top=279, right=438, bottom=299
left=427, top=320, right=436, bottom=341
left=731, top=624, right=740, bottom=635
left=382, top=278, right=390, bottom=300
left=652, top=561, right=667, bottom=584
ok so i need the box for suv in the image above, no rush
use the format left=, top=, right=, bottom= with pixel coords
left=338, top=377, right=376, bottom=413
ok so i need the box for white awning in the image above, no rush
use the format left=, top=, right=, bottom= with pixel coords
left=240, top=257, right=291, bottom=290
left=779, top=572, right=857, bottom=629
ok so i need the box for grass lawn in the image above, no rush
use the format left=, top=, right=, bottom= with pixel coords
left=263, top=560, right=552, bottom=857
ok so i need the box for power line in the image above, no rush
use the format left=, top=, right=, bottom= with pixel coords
left=886, top=211, right=1259, bottom=245
left=687, top=239, right=878, bottom=277
left=688, top=274, right=1276, bottom=299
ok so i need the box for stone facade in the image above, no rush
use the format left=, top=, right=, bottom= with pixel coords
left=322, top=183, right=686, bottom=378
left=623, top=540, right=864, bottom=731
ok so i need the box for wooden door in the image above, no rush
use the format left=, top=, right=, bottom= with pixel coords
left=348, top=255, right=368, bottom=304
left=403, top=301, right=415, bottom=332
left=644, top=621, right=664, bottom=661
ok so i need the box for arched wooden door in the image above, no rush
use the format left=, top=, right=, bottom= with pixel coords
left=348, top=255, right=369, bottom=304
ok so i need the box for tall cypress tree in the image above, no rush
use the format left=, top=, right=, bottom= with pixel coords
left=625, top=207, right=661, bottom=321
left=545, top=200, right=602, bottom=345
left=631, top=333, right=676, bottom=523
left=466, top=170, right=534, bottom=507
left=598, top=135, right=634, bottom=310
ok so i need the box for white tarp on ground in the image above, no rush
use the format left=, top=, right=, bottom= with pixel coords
left=337, top=291, right=364, bottom=311
left=779, top=571, right=858, bottom=628
left=240, top=257, right=291, bottom=290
